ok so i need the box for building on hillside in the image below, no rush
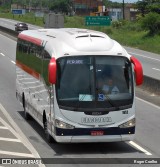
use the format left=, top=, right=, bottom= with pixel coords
left=124, top=4, right=139, bottom=21
left=108, top=4, right=139, bottom=21
left=73, top=0, right=103, bottom=15
left=107, top=8, right=123, bottom=21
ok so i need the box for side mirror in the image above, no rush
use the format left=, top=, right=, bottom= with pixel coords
left=48, top=57, right=57, bottom=84
left=131, top=56, right=143, bottom=86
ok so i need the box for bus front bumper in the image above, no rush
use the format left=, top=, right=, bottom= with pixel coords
left=54, top=134, right=135, bottom=143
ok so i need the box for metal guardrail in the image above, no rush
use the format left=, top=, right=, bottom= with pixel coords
left=0, top=25, right=18, bottom=37
left=0, top=25, right=159, bottom=95
left=140, top=76, right=160, bottom=95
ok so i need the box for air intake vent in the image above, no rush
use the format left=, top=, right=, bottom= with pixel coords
left=90, top=35, right=105, bottom=38
left=46, top=34, right=56, bottom=38
left=76, top=35, right=89, bottom=38
left=76, top=34, right=105, bottom=39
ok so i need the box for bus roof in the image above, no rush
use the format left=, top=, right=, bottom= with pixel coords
left=18, top=28, right=130, bottom=59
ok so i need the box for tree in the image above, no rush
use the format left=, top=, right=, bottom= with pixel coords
left=146, top=3, right=160, bottom=14
left=141, top=12, right=160, bottom=35
left=50, top=0, right=74, bottom=15
left=136, top=0, right=148, bottom=17
left=136, top=0, right=160, bottom=16
left=103, top=0, right=122, bottom=8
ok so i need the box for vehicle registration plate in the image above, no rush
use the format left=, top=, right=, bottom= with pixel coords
left=91, top=131, right=104, bottom=136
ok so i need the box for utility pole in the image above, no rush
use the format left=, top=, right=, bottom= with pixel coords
left=122, top=0, right=125, bottom=20
left=29, top=0, right=32, bottom=12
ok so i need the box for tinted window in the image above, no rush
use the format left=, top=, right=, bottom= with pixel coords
left=16, top=39, right=43, bottom=74
left=56, top=56, right=133, bottom=112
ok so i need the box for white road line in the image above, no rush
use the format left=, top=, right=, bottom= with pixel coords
left=132, top=97, right=160, bottom=155
left=136, top=97, right=160, bottom=110
left=11, top=61, right=15, bottom=64
left=0, top=53, right=5, bottom=57
left=0, top=126, right=8, bottom=130
left=0, top=137, right=21, bottom=143
left=0, top=117, right=24, bottom=141
left=0, top=104, right=45, bottom=167
left=129, top=141, right=152, bottom=155
left=0, top=150, right=35, bottom=158
left=152, top=68, right=160, bottom=72
left=129, top=52, right=160, bottom=62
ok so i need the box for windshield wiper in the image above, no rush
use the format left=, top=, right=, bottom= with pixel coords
left=104, top=94, right=119, bottom=110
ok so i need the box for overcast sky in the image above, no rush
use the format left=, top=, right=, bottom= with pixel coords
left=111, top=0, right=138, bottom=3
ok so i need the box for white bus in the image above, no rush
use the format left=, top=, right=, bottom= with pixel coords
left=16, top=28, right=143, bottom=143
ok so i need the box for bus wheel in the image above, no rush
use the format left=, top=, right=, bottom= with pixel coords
left=22, top=94, right=30, bottom=120
left=43, top=114, right=53, bottom=143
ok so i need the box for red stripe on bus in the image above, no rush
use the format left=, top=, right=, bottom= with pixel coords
left=18, top=34, right=42, bottom=46
left=16, top=60, right=40, bottom=80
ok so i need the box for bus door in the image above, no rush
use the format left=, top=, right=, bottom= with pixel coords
left=41, top=50, right=54, bottom=123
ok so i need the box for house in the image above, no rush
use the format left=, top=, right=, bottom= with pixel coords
left=73, top=0, right=103, bottom=15
left=107, top=4, right=138, bottom=21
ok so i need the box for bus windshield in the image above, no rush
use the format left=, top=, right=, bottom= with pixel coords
left=56, top=56, right=133, bottom=112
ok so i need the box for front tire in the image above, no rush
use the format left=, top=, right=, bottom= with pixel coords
left=43, top=113, right=55, bottom=143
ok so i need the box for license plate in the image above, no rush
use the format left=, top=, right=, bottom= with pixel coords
left=91, top=131, right=104, bottom=136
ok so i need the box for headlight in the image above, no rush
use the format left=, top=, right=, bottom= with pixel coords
left=119, top=118, right=135, bottom=128
left=55, top=119, right=75, bottom=129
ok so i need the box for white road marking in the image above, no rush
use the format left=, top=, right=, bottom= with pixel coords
left=0, top=53, right=5, bottom=57
left=152, top=68, right=160, bottom=72
left=132, top=97, right=160, bottom=155
left=0, top=126, right=8, bottom=129
left=129, top=52, right=160, bottom=62
left=0, top=103, right=45, bottom=167
left=0, top=137, right=21, bottom=143
left=136, top=97, right=160, bottom=110
left=11, top=60, right=15, bottom=64
left=0, top=150, right=35, bottom=158
left=0, top=117, right=24, bottom=141
left=129, top=141, right=152, bottom=155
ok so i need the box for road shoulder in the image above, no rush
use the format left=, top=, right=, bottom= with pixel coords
left=136, top=87, right=160, bottom=107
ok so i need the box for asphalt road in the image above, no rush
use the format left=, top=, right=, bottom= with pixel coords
left=124, top=46, right=160, bottom=80
left=0, top=31, right=160, bottom=167
left=0, top=18, right=41, bottom=31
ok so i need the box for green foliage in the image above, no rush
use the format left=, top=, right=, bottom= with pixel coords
left=64, top=16, right=85, bottom=28
left=103, top=0, right=122, bottom=8
left=0, top=12, right=44, bottom=26
left=111, top=20, right=142, bottom=32
left=103, top=27, right=113, bottom=35
left=136, top=0, right=160, bottom=16
left=136, top=0, right=148, bottom=16
left=112, top=21, right=123, bottom=29
left=50, top=0, right=73, bottom=15
left=146, top=3, right=160, bottom=14
left=140, top=12, right=160, bottom=35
